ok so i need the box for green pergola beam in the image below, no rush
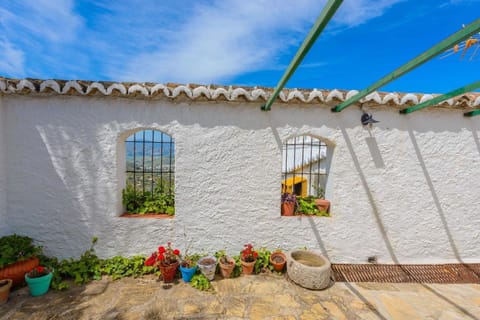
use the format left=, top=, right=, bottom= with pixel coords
left=464, top=109, right=480, bottom=117
left=331, top=18, right=480, bottom=113
left=261, top=0, right=344, bottom=111
left=400, top=81, right=480, bottom=114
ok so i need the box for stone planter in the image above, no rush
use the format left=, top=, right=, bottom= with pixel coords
left=0, top=257, right=40, bottom=287
left=286, top=250, right=332, bottom=290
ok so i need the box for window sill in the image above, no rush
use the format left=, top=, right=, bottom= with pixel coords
left=281, top=214, right=331, bottom=218
left=120, top=213, right=174, bottom=219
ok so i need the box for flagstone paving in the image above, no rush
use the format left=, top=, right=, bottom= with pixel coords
left=1, top=273, right=479, bottom=319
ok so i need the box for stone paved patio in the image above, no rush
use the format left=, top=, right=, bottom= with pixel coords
left=1, top=273, right=479, bottom=319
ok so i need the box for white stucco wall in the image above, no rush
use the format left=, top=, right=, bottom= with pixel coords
left=1, top=94, right=479, bottom=264
left=0, top=99, right=9, bottom=235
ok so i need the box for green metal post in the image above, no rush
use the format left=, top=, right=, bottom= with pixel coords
left=400, top=81, right=480, bottom=114
left=331, top=19, right=480, bottom=113
left=261, top=0, right=344, bottom=111
left=464, top=109, right=480, bottom=117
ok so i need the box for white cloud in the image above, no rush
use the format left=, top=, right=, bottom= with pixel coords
left=334, top=0, right=406, bottom=28
left=0, top=0, right=405, bottom=83
left=0, top=0, right=82, bottom=43
left=112, top=0, right=323, bottom=83
left=112, top=0, right=405, bottom=83
left=0, top=37, right=25, bottom=77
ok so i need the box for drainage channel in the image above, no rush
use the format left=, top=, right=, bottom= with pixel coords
left=331, top=263, right=480, bottom=283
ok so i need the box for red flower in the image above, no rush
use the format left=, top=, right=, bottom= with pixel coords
left=36, top=266, right=45, bottom=273
left=158, top=246, right=166, bottom=254
left=241, top=243, right=258, bottom=262
left=158, top=253, right=165, bottom=261
left=144, top=256, right=156, bottom=266
left=173, top=249, right=180, bottom=256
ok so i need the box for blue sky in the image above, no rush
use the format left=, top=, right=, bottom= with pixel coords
left=0, top=0, right=478, bottom=93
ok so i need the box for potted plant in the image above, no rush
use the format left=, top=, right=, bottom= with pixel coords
left=197, top=256, right=217, bottom=281
left=281, top=193, right=297, bottom=216
left=269, top=250, right=286, bottom=272
left=0, top=279, right=13, bottom=304
left=216, top=250, right=235, bottom=279
left=25, top=266, right=53, bottom=296
left=179, top=254, right=199, bottom=283
left=297, top=196, right=320, bottom=215
left=144, top=242, right=180, bottom=282
left=313, top=186, right=330, bottom=214
left=0, top=234, right=42, bottom=286
left=240, top=244, right=258, bottom=275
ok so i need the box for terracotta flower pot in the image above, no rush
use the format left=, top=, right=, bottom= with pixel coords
left=281, top=202, right=295, bottom=216
left=314, top=199, right=330, bottom=213
left=219, top=257, right=235, bottom=279
left=0, top=279, right=12, bottom=305
left=270, top=252, right=286, bottom=272
left=240, top=259, right=256, bottom=275
left=0, top=257, right=39, bottom=287
left=159, top=261, right=179, bottom=283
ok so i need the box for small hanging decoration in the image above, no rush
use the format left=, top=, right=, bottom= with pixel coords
left=361, top=112, right=379, bottom=126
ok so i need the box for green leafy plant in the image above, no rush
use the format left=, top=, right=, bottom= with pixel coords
left=254, top=248, right=273, bottom=274
left=101, top=256, right=154, bottom=280
left=122, top=182, right=175, bottom=215
left=55, top=237, right=102, bottom=285
left=231, top=255, right=243, bottom=278
left=190, top=273, right=212, bottom=291
left=297, top=197, right=320, bottom=215
left=0, top=234, right=43, bottom=268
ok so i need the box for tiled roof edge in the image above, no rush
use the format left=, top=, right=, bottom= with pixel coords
left=1, top=77, right=479, bottom=109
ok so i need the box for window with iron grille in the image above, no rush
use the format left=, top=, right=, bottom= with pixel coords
left=122, top=130, right=175, bottom=215
left=281, top=135, right=330, bottom=216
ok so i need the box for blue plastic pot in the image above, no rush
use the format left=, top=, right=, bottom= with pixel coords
left=25, top=272, right=53, bottom=296
left=179, top=265, right=197, bottom=282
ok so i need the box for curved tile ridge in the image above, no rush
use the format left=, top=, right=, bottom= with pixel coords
left=1, top=78, right=479, bottom=109
left=150, top=84, right=170, bottom=97
left=473, top=96, right=480, bottom=108
left=106, top=83, right=127, bottom=95
left=86, top=82, right=108, bottom=95
left=40, top=80, right=61, bottom=93
left=63, top=81, right=85, bottom=94
left=16, top=79, right=36, bottom=93
left=127, top=84, right=149, bottom=96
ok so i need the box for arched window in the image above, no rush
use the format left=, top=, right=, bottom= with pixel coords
left=281, top=135, right=331, bottom=216
left=123, top=130, right=175, bottom=215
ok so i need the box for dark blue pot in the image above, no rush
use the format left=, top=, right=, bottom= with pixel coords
left=179, top=265, right=197, bottom=282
